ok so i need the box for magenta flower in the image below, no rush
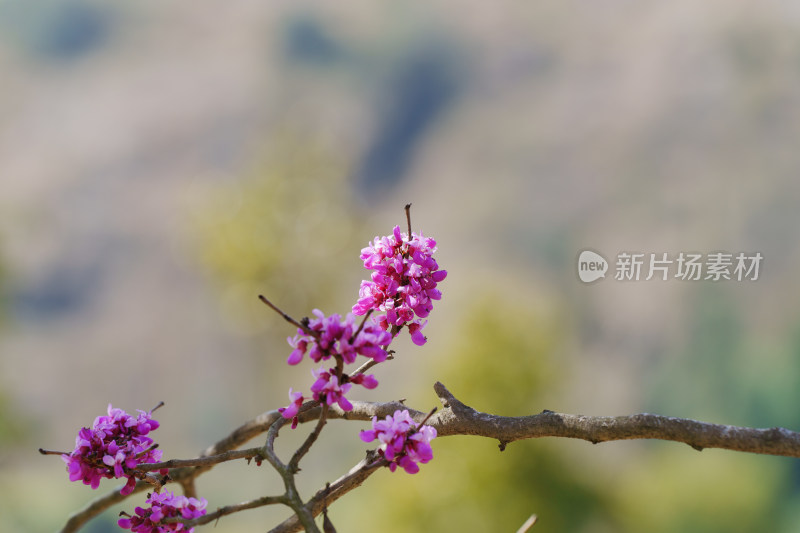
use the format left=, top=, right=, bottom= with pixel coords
left=310, top=368, right=353, bottom=411
left=286, top=337, right=307, bottom=365
left=277, top=388, right=304, bottom=429
left=118, top=490, right=207, bottom=532
left=285, top=310, right=391, bottom=366
left=360, top=409, right=437, bottom=474
left=280, top=310, right=392, bottom=429
left=62, top=404, right=165, bottom=495
left=350, top=373, right=379, bottom=389
left=280, top=369, right=379, bottom=428
left=353, top=226, right=446, bottom=345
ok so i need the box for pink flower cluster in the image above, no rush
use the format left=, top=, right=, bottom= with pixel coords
left=62, top=404, right=165, bottom=495
left=118, top=490, right=207, bottom=532
left=286, top=309, right=391, bottom=366
left=278, top=310, right=386, bottom=428
left=353, top=226, right=446, bottom=345
left=360, top=409, right=437, bottom=474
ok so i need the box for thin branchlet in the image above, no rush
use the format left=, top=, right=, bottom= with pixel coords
left=350, top=309, right=374, bottom=343
left=258, top=295, right=317, bottom=337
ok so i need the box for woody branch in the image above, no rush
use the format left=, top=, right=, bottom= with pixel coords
left=58, top=381, right=800, bottom=532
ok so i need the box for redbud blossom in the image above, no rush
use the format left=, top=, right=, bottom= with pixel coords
left=285, top=310, right=391, bottom=366
left=279, top=369, right=380, bottom=426
left=62, top=405, right=165, bottom=495
left=277, top=388, right=304, bottom=429
left=353, top=226, right=446, bottom=345
left=360, top=409, right=437, bottom=474
left=310, top=368, right=353, bottom=411
left=118, top=490, right=207, bottom=532
left=350, top=373, right=379, bottom=389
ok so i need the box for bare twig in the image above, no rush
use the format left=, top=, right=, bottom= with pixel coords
left=166, top=494, right=287, bottom=528
left=351, top=352, right=394, bottom=377
left=39, top=448, right=70, bottom=456
left=350, top=309, right=374, bottom=343
left=258, top=295, right=316, bottom=337
left=290, top=404, right=329, bottom=472
left=137, top=447, right=264, bottom=471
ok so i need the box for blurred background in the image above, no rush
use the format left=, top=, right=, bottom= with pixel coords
left=2, top=1, right=800, bottom=531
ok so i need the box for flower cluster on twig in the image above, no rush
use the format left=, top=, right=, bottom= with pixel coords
left=118, top=490, right=207, bottom=532
left=61, top=404, right=166, bottom=496
left=353, top=225, right=447, bottom=345
left=360, top=409, right=437, bottom=474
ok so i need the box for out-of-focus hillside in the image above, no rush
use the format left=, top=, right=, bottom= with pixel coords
left=2, top=1, right=800, bottom=531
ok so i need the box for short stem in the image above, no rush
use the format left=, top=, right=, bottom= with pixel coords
left=404, top=203, right=412, bottom=235
left=351, top=352, right=394, bottom=377
left=417, top=407, right=438, bottom=429
left=350, top=309, right=374, bottom=343
left=39, top=448, right=70, bottom=456
left=164, top=494, right=288, bottom=528
left=258, top=295, right=317, bottom=337
left=150, top=401, right=165, bottom=414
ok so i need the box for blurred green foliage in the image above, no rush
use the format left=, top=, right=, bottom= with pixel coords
left=0, top=391, right=26, bottom=446
left=610, top=446, right=783, bottom=533
left=636, top=286, right=799, bottom=532
left=192, top=138, right=367, bottom=338
left=0, top=239, right=26, bottom=448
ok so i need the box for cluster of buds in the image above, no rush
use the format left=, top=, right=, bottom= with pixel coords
left=61, top=404, right=165, bottom=495
left=118, top=490, right=207, bottom=532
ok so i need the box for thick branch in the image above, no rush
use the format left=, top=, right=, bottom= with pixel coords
left=59, top=382, right=800, bottom=532
left=427, top=382, right=800, bottom=456
left=319, top=382, right=800, bottom=457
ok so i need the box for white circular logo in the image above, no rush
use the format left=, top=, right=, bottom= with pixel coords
left=577, top=250, right=608, bottom=283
